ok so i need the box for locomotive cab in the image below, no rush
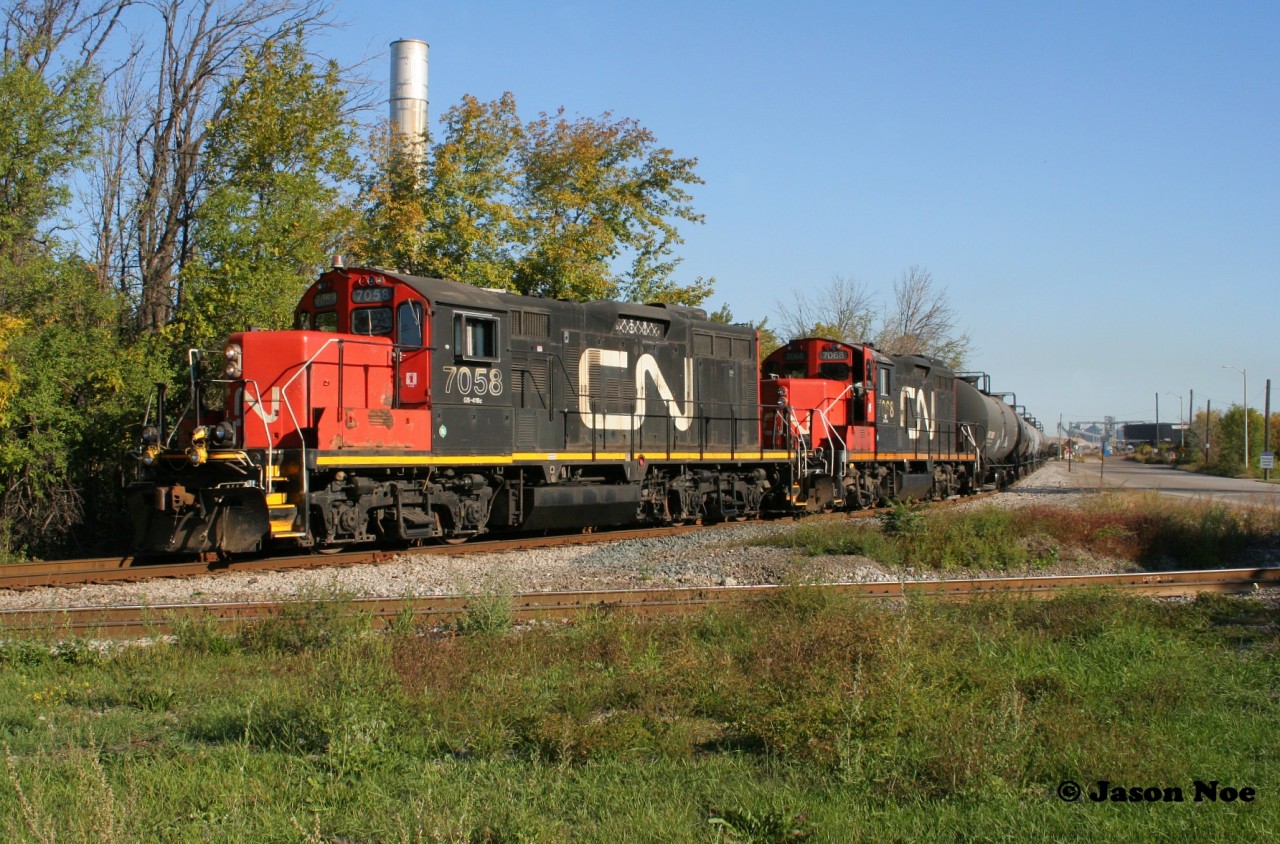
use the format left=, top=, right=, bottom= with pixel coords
left=760, top=339, right=877, bottom=453
left=758, top=338, right=881, bottom=510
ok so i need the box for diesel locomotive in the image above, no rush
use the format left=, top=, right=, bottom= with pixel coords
left=126, top=263, right=1051, bottom=555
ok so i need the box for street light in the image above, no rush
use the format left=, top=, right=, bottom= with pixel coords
left=1222, top=365, right=1248, bottom=468
left=1165, top=392, right=1184, bottom=448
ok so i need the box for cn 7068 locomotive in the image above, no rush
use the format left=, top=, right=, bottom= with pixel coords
left=126, top=264, right=1050, bottom=555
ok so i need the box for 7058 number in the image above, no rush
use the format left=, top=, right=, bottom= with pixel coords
left=443, top=365, right=504, bottom=397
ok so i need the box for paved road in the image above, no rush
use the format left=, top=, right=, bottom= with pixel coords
left=1063, top=458, right=1280, bottom=509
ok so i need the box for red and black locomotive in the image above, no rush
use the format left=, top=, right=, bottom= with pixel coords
left=127, top=263, right=1051, bottom=555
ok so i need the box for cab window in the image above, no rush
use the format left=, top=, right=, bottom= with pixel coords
left=314, top=311, right=338, bottom=332
left=454, top=312, right=499, bottom=361
left=398, top=301, right=424, bottom=349
left=818, top=362, right=851, bottom=380
left=352, top=307, right=392, bottom=336
left=763, top=360, right=807, bottom=379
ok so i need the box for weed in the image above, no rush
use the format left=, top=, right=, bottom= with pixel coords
left=879, top=500, right=926, bottom=538
left=237, top=588, right=367, bottom=654
left=708, top=806, right=815, bottom=843
left=0, top=639, right=56, bottom=667
left=455, top=591, right=514, bottom=636
left=170, top=612, right=238, bottom=655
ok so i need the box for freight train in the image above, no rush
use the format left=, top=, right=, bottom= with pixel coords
left=126, top=263, right=1053, bottom=555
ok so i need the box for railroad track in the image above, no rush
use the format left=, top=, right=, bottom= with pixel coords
left=3, top=567, right=1277, bottom=640
left=0, top=523, right=728, bottom=591
left=0, top=491, right=998, bottom=592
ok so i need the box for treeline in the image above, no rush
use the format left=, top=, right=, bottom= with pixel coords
left=0, top=0, right=712, bottom=559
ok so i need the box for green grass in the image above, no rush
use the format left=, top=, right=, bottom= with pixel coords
left=2, top=590, right=1278, bottom=841
left=753, top=496, right=1280, bottom=571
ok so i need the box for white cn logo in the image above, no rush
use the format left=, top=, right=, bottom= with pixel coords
left=235, top=386, right=283, bottom=424
left=577, top=349, right=694, bottom=431
left=900, top=385, right=935, bottom=440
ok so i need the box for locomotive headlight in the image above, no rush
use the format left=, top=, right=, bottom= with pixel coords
left=211, top=420, right=236, bottom=447
left=223, top=342, right=243, bottom=379
left=187, top=426, right=209, bottom=466
left=139, top=425, right=161, bottom=465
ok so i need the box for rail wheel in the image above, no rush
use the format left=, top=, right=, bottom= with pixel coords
left=432, top=512, right=469, bottom=545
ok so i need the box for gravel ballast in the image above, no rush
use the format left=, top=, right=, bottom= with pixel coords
left=0, top=460, right=1176, bottom=612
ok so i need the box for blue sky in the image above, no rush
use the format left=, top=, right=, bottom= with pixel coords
left=317, top=1, right=1278, bottom=435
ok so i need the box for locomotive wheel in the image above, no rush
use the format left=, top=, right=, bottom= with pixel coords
left=432, top=512, right=469, bottom=545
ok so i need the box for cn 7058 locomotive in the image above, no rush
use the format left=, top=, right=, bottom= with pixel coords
left=126, top=264, right=1050, bottom=555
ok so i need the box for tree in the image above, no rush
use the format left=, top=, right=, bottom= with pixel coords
left=176, top=30, right=357, bottom=349
left=0, top=57, right=97, bottom=274
left=875, top=266, right=970, bottom=365
left=516, top=106, right=709, bottom=303
left=120, top=0, right=335, bottom=332
left=355, top=92, right=712, bottom=305
left=0, top=256, right=167, bottom=558
left=356, top=93, right=525, bottom=290
left=1208, top=405, right=1265, bottom=477
left=773, top=274, right=876, bottom=345
left=774, top=266, right=971, bottom=367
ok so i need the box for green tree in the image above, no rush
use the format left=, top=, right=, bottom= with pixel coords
left=0, top=256, right=167, bottom=558
left=0, top=56, right=141, bottom=558
left=1207, top=405, right=1265, bottom=477
left=176, top=32, right=357, bottom=350
left=355, top=93, right=712, bottom=305
left=0, top=59, right=97, bottom=273
left=356, top=93, right=525, bottom=290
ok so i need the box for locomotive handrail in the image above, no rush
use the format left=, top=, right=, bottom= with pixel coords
left=809, top=384, right=854, bottom=477
left=271, top=335, right=396, bottom=546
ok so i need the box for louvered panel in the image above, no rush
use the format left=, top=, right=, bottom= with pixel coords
left=517, top=415, right=538, bottom=448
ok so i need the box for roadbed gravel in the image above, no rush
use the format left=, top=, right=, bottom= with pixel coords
left=0, top=460, right=1249, bottom=612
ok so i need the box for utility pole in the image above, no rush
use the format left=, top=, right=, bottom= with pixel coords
left=1189, top=389, right=1194, bottom=451
left=1266, top=379, right=1272, bottom=482
left=1207, top=400, right=1213, bottom=463
left=1223, top=365, right=1248, bottom=469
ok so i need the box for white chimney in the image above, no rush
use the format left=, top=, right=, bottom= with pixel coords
left=389, top=39, right=429, bottom=156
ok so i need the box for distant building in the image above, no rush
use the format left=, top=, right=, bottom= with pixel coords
left=1120, top=423, right=1180, bottom=446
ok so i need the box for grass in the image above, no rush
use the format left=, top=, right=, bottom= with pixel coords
left=2, top=590, right=1278, bottom=841
left=752, top=495, right=1280, bottom=572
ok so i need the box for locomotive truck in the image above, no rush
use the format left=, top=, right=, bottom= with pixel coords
left=127, top=263, right=1051, bottom=556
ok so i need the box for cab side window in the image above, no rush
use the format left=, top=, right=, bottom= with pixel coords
left=398, top=301, right=424, bottom=348
left=454, top=312, right=499, bottom=361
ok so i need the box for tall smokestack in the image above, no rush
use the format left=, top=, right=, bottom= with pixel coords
left=389, top=39, right=429, bottom=158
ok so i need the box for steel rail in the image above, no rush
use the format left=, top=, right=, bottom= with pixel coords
left=0, top=523, right=731, bottom=591
left=1, top=490, right=1005, bottom=592
left=2, top=567, right=1276, bottom=640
